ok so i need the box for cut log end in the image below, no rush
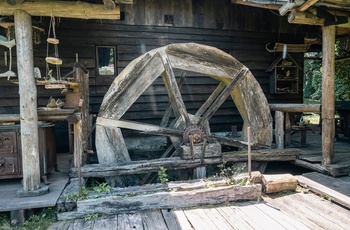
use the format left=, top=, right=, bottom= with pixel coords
left=262, top=174, right=297, bottom=194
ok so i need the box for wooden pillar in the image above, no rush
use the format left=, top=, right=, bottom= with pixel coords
left=322, top=25, right=335, bottom=165
left=14, top=10, right=40, bottom=191
left=285, top=112, right=291, bottom=147
left=74, top=64, right=89, bottom=164
left=275, top=111, right=284, bottom=149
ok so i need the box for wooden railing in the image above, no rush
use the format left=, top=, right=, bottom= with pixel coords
left=269, top=104, right=321, bottom=149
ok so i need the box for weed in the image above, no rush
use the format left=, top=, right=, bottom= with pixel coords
left=84, top=213, right=99, bottom=221
left=92, top=182, right=112, bottom=193
left=158, top=167, right=169, bottom=183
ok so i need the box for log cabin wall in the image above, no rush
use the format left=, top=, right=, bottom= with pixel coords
left=0, top=1, right=309, bottom=152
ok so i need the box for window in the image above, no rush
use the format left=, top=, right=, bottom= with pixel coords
left=96, top=46, right=116, bottom=76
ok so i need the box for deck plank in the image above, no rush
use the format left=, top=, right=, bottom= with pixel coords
left=172, top=209, right=193, bottom=230
left=161, top=209, right=183, bottom=230
left=235, top=202, right=288, bottom=230
left=263, top=195, right=326, bottom=229
left=296, top=172, right=350, bottom=209
left=142, top=210, right=169, bottom=230
left=291, top=193, right=350, bottom=228
left=117, top=213, right=143, bottom=230
left=92, top=215, right=118, bottom=230
left=248, top=201, right=310, bottom=230
left=216, top=206, right=252, bottom=230
left=202, top=207, right=237, bottom=229
left=265, top=193, right=347, bottom=230
left=184, top=208, right=220, bottom=230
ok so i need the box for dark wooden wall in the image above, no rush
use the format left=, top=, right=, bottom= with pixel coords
left=0, top=1, right=309, bottom=152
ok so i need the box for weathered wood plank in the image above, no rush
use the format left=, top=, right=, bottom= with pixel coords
left=262, top=174, right=297, bottom=194
left=263, top=195, right=324, bottom=230
left=249, top=201, right=309, bottom=230
left=269, top=104, right=321, bottom=113
left=91, top=215, right=118, bottom=230
left=47, top=220, right=70, bottom=230
left=70, top=149, right=300, bottom=177
left=141, top=210, right=169, bottom=230
left=161, top=209, right=183, bottom=230
left=215, top=206, right=251, bottom=230
left=117, top=213, right=143, bottom=230
left=235, top=202, right=290, bottom=230
left=202, top=208, right=237, bottom=229
left=60, top=184, right=261, bottom=220
left=183, top=208, right=220, bottom=230
left=0, top=2, right=121, bottom=19
left=296, top=172, right=350, bottom=209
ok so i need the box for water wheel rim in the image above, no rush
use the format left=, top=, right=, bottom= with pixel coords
left=96, top=43, right=272, bottom=165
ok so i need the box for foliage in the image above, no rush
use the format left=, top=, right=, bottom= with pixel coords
left=92, top=182, right=112, bottom=193
left=304, top=41, right=350, bottom=102
left=0, top=208, right=56, bottom=230
left=158, top=167, right=169, bottom=183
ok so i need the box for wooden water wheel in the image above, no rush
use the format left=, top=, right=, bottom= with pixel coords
left=95, top=43, right=272, bottom=179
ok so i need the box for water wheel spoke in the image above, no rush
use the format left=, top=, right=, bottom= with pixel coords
left=195, top=82, right=226, bottom=118
left=197, top=68, right=248, bottom=127
left=160, top=71, right=186, bottom=127
left=97, top=117, right=183, bottom=137
left=159, top=50, right=191, bottom=126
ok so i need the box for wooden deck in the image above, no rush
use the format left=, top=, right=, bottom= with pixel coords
left=48, top=190, right=350, bottom=230
left=292, top=128, right=350, bottom=176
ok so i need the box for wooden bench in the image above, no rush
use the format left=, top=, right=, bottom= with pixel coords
left=292, top=125, right=311, bottom=146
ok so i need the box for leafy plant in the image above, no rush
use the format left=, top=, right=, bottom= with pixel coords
left=92, top=182, right=112, bottom=193
left=158, top=167, right=169, bottom=183
left=84, top=213, right=99, bottom=221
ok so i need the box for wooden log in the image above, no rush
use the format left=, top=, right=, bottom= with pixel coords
left=269, top=103, right=321, bottom=113
left=288, top=10, right=350, bottom=27
left=275, top=111, right=284, bottom=149
left=57, top=184, right=262, bottom=220
left=70, top=149, right=301, bottom=178
left=322, top=25, right=335, bottom=165
left=15, top=10, right=40, bottom=192
left=298, top=0, right=319, bottom=12
left=262, top=174, right=297, bottom=193
left=285, top=112, right=291, bottom=146
left=0, top=1, right=121, bottom=20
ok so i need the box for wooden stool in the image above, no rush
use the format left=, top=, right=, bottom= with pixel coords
left=292, top=125, right=311, bottom=146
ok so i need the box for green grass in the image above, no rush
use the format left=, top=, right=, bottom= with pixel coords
left=0, top=208, right=56, bottom=230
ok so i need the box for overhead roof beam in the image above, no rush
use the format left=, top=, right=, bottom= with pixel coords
left=0, top=1, right=122, bottom=19
left=299, top=0, right=319, bottom=12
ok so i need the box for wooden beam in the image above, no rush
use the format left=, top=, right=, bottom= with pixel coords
left=14, top=10, right=40, bottom=191
left=298, top=0, right=319, bottom=12
left=288, top=11, right=350, bottom=28
left=233, top=0, right=281, bottom=11
left=269, top=103, right=321, bottom=113
left=275, top=111, right=284, bottom=149
left=322, top=25, right=336, bottom=165
left=0, top=1, right=121, bottom=19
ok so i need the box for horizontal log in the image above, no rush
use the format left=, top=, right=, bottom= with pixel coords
left=0, top=1, right=121, bottom=19
left=262, top=173, right=297, bottom=193
left=70, top=149, right=301, bottom=177
left=288, top=11, right=350, bottom=28
left=0, top=110, right=77, bottom=122
left=269, top=103, right=321, bottom=113
left=57, top=183, right=262, bottom=220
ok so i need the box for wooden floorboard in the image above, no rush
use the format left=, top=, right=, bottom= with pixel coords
left=264, top=193, right=350, bottom=230
left=249, top=201, right=309, bottom=230
left=92, top=215, right=118, bottom=230
left=161, top=209, right=183, bottom=230
left=235, top=202, right=288, bottom=230
left=117, top=213, right=143, bottom=230
left=0, top=171, right=69, bottom=212
left=171, top=209, right=193, bottom=230
left=216, top=206, right=252, bottom=230
left=296, top=172, right=350, bottom=209
left=141, top=210, right=169, bottom=230
left=202, top=208, right=236, bottom=229
left=184, top=208, right=221, bottom=230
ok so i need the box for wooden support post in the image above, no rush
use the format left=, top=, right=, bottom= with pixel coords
left=275, top=111, right=284, bottom=149
left=14, top=10, right=40, bottom=191
left=322, top=25, right=336, bottom=165
left=74, top=63, right=89, bottom=164
left=285, top=112, right=291, bottom=146
left=73, top=117, right=83, bottom=168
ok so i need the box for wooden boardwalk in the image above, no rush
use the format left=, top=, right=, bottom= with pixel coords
left=49, top=191, right=350, bottom=230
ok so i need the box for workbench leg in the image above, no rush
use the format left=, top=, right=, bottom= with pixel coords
left=300, top=130, right=307, bottom=146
